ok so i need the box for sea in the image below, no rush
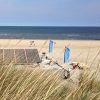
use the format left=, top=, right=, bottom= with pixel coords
left=0, top=26, right=100, bottom=40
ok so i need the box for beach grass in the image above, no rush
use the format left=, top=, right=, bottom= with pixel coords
left=0, top=63, right=100, bottom=100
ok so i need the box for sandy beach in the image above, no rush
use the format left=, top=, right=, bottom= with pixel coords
left=0, top=39, right=100, bottom=67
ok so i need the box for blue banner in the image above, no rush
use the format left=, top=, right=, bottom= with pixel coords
left=49, top=40, right=54, bottom=53
left=64, top=48, right=70, bottom=63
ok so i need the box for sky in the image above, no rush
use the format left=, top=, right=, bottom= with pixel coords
left=0, top=0, right=100, bottom=26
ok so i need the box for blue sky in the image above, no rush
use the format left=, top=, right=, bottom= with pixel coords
left=0, top=0, right=100, bottom=26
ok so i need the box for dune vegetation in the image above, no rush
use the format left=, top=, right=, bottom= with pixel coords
left=0, top=62, right=100, bottom=100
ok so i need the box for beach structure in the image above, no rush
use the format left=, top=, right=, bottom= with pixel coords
left=0, top=48, right=40, bottom=65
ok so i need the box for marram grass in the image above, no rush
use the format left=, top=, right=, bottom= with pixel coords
left=0, top=64, right=100, bottom=100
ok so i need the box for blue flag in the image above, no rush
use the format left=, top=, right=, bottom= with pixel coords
left=64, top=48, right=70, bottom=63
left=49, top=40, right=54, bottom=53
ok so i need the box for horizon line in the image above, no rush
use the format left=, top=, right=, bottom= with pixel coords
left=0, top=25, right=100, bottom=27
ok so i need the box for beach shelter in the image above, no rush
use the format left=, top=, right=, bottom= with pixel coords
left=49, top=40, right=54, bottom=53
left=64, top=48, right=70, bottom=63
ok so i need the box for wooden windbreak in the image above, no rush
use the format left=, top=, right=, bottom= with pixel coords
left=0, top=49, right=40, bottom=65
